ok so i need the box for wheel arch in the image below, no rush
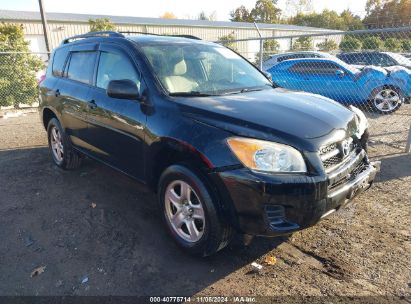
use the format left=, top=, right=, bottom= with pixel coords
left=41, top=107, right=59, bottom=130
left=146, top=137, right=214, bottom=193
left=368, top=84, right=404, bottom=100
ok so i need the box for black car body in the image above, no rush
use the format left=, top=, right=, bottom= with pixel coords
left=338, top=51, right=411, bottom=70
left=39, top=32, right=380, bottom=256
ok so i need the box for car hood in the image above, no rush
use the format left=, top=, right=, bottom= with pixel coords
left=174, top=88, right=356, bottom=152
left=356, top=65, right=411, bottom=74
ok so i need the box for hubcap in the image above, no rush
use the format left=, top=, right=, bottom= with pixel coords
left=164, top=180, right=205, bottom=243
left=374, top=89, right=401, bottom=112
left=50, top=126, right=64, bottom=162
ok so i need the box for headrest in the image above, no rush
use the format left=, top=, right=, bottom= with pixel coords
left=174, top=60, right=187, bottom=76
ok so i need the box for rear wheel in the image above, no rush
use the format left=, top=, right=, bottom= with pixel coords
left=47, top=118, right=82, bottom=170
left=370, top=86, right=403, bottom=114
left=158, top=164, right=233, bottom=256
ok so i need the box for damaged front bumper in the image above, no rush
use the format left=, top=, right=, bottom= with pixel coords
left=211, top=150, right=380, bottom=237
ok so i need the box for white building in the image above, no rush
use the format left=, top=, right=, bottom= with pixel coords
left=0, top=10, right=338, bottom=61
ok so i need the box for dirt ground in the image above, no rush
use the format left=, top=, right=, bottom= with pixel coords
left=0, top=108, right=410, bottom=300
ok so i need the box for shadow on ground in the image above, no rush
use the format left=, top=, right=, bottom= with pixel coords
left=0, top=147, right=284, bottom=296
left=377, top=153, right=411, bottom=182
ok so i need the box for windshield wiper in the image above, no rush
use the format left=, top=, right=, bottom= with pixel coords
left=222, top=86, right=268, bottom=95
left=169, top=91, right=218, bottom=97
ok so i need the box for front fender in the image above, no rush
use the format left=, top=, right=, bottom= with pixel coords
left=389, top=67, right=411, bottom=96
left=144, top=100, right=242, bottom=188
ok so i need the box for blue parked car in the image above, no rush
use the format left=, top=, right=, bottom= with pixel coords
left=267, top=57, right=411, bottom=114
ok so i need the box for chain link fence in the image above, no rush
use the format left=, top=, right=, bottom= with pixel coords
left=1, top=30, right=410, bottom=153
left=220, top=26, right=411, bottom=153
left=0, top=52, right=47, bottom=110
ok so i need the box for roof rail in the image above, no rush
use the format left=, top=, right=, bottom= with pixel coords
left=119, top=31, right=201, bottom=40
left=62, top=31, right=125, bottom=44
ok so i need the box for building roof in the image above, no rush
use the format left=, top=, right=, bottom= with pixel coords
left=0, top=10, right=333, bottom=32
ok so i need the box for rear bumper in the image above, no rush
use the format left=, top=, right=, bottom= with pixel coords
left=211, top=151, right=380, bottom=236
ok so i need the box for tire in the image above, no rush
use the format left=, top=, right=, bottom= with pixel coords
left=369, top=86, right=403, bottom=114
left=158, top=164, right=233, bottom=256
left=47, top=118, right=82, bottom=170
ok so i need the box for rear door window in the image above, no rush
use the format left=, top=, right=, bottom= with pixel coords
left=66, top=51, right=97, bottom=85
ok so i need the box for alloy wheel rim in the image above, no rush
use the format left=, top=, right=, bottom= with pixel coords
left=164, top=180, right=205, bottom=243
left=50, top=126, right=64, bottom=162
left=373, top=89, right=401, bottom=112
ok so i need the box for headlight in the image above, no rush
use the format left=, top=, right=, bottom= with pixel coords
left=227, top=137, right=307, bottom=173
left=350, top=106, right=368, bottom=137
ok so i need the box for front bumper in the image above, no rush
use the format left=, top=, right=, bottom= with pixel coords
left=211, top=150, right=380, bottom=236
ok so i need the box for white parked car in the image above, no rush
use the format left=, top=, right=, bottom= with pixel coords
left=262, top=51, right=333, bottom=71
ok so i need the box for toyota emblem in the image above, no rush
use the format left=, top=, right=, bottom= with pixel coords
left=341, top=139, right=351, bottom=157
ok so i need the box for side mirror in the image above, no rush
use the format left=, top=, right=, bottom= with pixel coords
left=107, top=79, right=140, bottom=100
left=335, top=69, right=345, bottom=77
left=263, top=71, right=272, bottom=82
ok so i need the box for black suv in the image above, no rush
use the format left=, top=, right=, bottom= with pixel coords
left=39, top=31, right=380, bottom=256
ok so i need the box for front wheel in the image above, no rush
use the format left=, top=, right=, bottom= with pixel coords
left=369, top=86, right=403, bottom=114
left=158, top=164, right=233, bottom=256
left=47, top=118, right=82, bottom=170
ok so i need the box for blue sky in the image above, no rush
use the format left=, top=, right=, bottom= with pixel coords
left=0, top=0, right=367, bottom=20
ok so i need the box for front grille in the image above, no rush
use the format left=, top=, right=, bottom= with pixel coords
left=323, top=155, right=343, bottom=169
left=320, top=137, right=360, bottom=171
left=328, top=159, right=368, bottom=191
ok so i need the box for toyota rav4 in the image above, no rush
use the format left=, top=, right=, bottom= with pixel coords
left=39, top=31, right=380, bottom=256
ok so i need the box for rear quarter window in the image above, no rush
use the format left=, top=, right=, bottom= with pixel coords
left=52, top=48, right=69, bottom=77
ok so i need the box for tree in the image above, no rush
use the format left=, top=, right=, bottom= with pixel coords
left=384, top=37, right=402, bottom=51
left=254, top=40, right=280, bottom=64
left=362, top=36, right=383, bottom=50
left=198, top=11, right=217, bottom=21
left=218, top=33, right=238, bottom=51
left=339, top=36, right=363, bottom=51
left=283, top=0, right=314, bottom=17
left=289, top=9, right=344, bottom=30
left=364, top=0, right=411, bottom=28
left=198, top=11, right=207, bottom=20
left=292, top=36, right=313, bottom=50
left=340, top=10, right=365, bottom=30
left=316, top=39, right=338, bottom=52
left=401, top=39, right=411, bottom=52
left=88, top=18, right=116, bottom=32
left=209, top=11, right=218, bottom=21
left=230, top=0, right=281, bottom=23
left=264, top=39, right=280, bottom=54
left=0, top=24, right=44, bottom=108
left=250, top=0, right=282, bottom=23
left=230, top=5, right=252, bottom=22
left=160, top=12, right=177, bottom=19
left=365, top=0, right=386, bottom=16
left=288, top=9, right=364, bottom=31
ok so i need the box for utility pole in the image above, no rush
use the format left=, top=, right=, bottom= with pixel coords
left=38, top=0, right=51, bottom=57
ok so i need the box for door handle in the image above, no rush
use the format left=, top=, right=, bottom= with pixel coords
left=87, top=99, right=97, bottom=110
left=55, top=89, right=60, bottom=97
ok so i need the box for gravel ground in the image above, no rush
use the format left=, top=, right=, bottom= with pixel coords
left=0, top=109, right=410, bottom=300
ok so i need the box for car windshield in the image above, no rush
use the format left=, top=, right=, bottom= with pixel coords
left=140, top=43, right=272, bottom=96
left=387, top=52, right=411, bottom=66
left=333, top=57, right=360, bottom=74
